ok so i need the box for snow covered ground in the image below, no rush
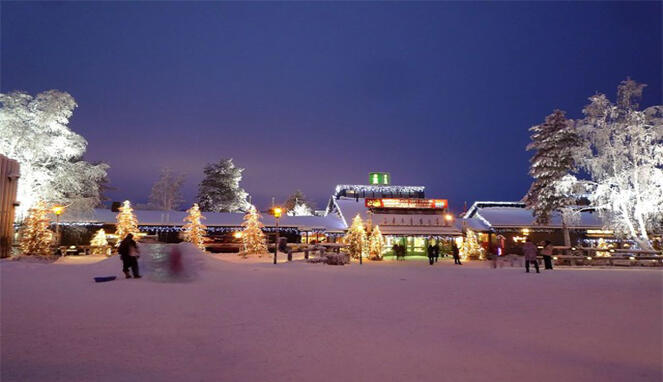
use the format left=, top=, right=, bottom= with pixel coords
left=2, top=250, right=661, bottom=382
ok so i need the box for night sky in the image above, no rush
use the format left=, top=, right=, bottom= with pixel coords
left=2, top=1, right=661, bottom=212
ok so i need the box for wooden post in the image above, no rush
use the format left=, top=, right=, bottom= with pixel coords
left=0, top=155, right=20, bottom=258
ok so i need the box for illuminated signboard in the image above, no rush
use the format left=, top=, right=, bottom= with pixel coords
left=365, top=198, right=448, bottom=209
left=369, top=172, right=390, bottom=185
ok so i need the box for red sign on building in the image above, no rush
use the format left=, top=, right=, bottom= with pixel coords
left=365, top=198, right=448, bottom=209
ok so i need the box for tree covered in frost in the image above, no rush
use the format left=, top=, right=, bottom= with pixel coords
left=0, top=90, right=108, bottom=219
left=148, top=168, right=185, bottom=211
left=573, top=78, right=663, bottom=249
left=284, top=190, right=314, bottom=216
left=523, top=110, right=582, bottom=225
left=287, top=202, right=313, bottom=216
left=196, top=158, right=250, bottom=213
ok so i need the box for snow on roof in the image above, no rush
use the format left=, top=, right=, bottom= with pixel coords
left=332, top=197, right=370, bottom=226
left=60, top=209, right=346, bottom=232
left=455, top=217, right=492, bottom=232
left=474, top=207, right=604, bottom=228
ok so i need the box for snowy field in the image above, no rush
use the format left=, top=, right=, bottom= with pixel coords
left=2, top=251, right=662, bottom=382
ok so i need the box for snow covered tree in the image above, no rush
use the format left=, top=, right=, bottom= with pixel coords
left=284, top=190, right=314, bottom=215
left=287, top=202, right=314, bottom=216
left=368, top=225, right=385, bottom=260
left=115, top=200, right=139, bottom=244
left=89, top=229, right=109, bottom=256
left=574, top=78, right=663, bottom=249
left=196, top=159, right=250, bottom=213
left=240, top=205, right=268, bottom=257
left=344, top=214, right=367, bottom=259
left=460, top=229, right=484, bottom=260
left=0, top=90, right=109, bottom=220
left=182, top=203, right=207, bottom=250
left=19, top=201, right=53, bottom=256
left=523, top=110, right=582, bottom=225
left=148, top=168, right=185, bottom=211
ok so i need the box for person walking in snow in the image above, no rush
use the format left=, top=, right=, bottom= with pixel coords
left=427, top=244, right=435, bottom=265
left=541, top=240, right=554, bottom=270
left=522, top=238, right=539, bottom=273
left=452, top=241, right=462, bottom=265
left=433, top=243, right=440, bottom=263
left=118, top=233, right=141, bottom=279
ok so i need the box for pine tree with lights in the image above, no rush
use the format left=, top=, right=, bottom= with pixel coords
left=460, top=229, right=485, bottom=260
left=240, top=205, right=267, bottom=257
left=19, top=201, right=53, bottom=256
left=345, top=214, right=367, bottom=259
left=115, top=200, right=139, bottom=245
left=182, top=203, right=207, bottom=250
left=90, top=229, right=109, bottom=256
left=368, top=225, right=385, bottom=260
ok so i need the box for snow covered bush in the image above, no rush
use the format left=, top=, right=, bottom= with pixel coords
left=0, top=90, right=109, bottom=220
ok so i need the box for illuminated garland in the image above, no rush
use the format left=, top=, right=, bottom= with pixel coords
left=333, top=184, right=425, bottom=197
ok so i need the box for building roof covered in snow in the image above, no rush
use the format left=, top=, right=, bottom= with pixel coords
left=59, top=209, right=346, bottom=232
left=462, top=201, right=605, bottom=230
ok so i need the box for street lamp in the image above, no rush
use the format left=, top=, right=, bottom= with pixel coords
left=52, top=205, right=66, bottom=247
left=272, top=207, right=282, bottom=264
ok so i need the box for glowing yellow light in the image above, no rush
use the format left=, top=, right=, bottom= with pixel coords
left=444, top=214, right=454, bottom=222
left=571, top=247, right=577, bottom=251
left=521, top=228, right=530, bottom=235
left=52, top=205, right=65, bottom=215
left=553, top=256, right=558, bottom=260
left=233, top=231, right=243, bottom=239
left=586, top=256, right=592, bottom=260
left=629, top=256, right=636, bottom=260
left=273, top=207, right=282, bottom=218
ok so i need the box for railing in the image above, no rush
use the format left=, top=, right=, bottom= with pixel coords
left=57, top=245, right=113, bottom=256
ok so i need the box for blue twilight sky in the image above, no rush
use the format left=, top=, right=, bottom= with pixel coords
left=2, top=1, right=661, bottom=211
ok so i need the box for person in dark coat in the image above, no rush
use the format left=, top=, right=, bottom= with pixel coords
left=118, top=233, right=141, bottom=278
left=522, top=238, right=540, bottom=273
left=452, top=241, right=462, bottom=265
left=427, top=244, right=435, bottom=265
left=433, top=243, right=440, bottom=262
left=541, top=240, right=554, bottom=270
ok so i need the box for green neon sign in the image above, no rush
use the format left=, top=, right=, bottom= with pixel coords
left=369, top=172, right=390, bottom=185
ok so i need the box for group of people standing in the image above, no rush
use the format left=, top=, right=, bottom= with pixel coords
left=426, top=242, right=463, bottom=265
left=521, top=238, right=554, bottom=273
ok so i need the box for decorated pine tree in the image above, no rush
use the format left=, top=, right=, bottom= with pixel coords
left=182, top=203, right=207, bottom=250
left=345, top=214, right=367, bottom=259
left=196, top=158, right=250, bottom=213
left=90, top=229, right=109, bottom=255
left=115, top=200, right=139, bottom=244
left=368, top=225, right=385, bottom=260
left=19, top=201, right=53, bottom=256
left=240, top=205, right=267, bottom=257
left=523, top=110, right=582, bottom=225
left=460, top=229, right=484, bottom=260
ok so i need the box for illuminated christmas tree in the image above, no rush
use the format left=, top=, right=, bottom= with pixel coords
left=182, top=203, right=207, bottom=250
left=345, top=214, right=367, bottom=259
left=90, top=229, right=109, bottom=256
left=595, top=238, right=612, bottom=257
left=368, top=225, right=385, bottom=260
left=240, top=205, right=267, bottom=257
left=19, top=201, right=53, bottom=256
left=460, top=229, right=485, bottom=260
left=115, top=200, right=139, bottom=244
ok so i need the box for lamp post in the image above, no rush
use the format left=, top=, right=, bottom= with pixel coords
left=52, top=205, right=66, bottom=247
left=273, top=207, right=282, bottom=265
